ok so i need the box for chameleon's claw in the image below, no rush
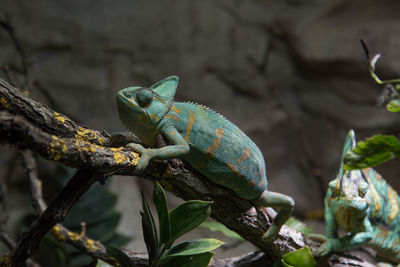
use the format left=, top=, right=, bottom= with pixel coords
left=134, top=151, right=152, bottom=173
left=317, top=244, right=330, bottom=257
left=317, top=239, right=339, bottom=256
left=126, top=143, right=152, bottom=173
left=127, top=143, right=147, bottom=154
left=262, top=225, right=279, bottom=240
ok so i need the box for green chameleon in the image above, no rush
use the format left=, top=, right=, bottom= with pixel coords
left=320, top=130, right=400, bottom=264
left=116, top=76, right=294, bottom=238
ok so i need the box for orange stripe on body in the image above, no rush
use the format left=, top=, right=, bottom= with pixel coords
left=362, top=169, right=381, bottom=215
left=164, top=114, right=179, bottom=121
left=171, top=106, right=180, bottom=113
left=184, top=111, right=195, bottom=142
left=205, top=128, right=224, bottom=159
left=227, top=163, right=241, bottom=177
left=388, top=187, right=399, bottom=224
left=237, top=147, right=251, bottom=164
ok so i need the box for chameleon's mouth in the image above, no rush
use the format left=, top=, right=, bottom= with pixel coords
left=336, top=205, right=367, bottom=232
left=116, top=89, right=131, bottom=103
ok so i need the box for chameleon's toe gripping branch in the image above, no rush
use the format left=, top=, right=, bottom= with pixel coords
left=255, top=191, right=295, bottom=239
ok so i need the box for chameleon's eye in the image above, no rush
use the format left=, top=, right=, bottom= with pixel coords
left=136, top=89, right=153, bottom=108
left=358, top=181, right=369, bottom=197
left=328, top=180, right=338, bottom=190
left=328, top=180, right=340, bottom=197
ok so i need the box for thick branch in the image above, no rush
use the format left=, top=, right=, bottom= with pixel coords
left=0, top=79, right=110, bottom=143
left=0, top=111, right=139, bottom=173
left=0, top=79, right=377, bottom=266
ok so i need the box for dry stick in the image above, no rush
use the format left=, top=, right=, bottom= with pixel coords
left=22, top=150, right=117, bottom=265
left=0, top=156, right=41, bottom=267
left=0, top=154, right=16, bottom=250
left=0, top=15, right=33, bottom=90
left=0, top=80, right=376, bottom=266
left=0, top=15, right=75, bottom=120
left=10, top=170, right=99, bottom=266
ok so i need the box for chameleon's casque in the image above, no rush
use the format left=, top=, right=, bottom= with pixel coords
left=320, top=130, right=400, bottom=263
left=117, top=76, right=294, bottom=238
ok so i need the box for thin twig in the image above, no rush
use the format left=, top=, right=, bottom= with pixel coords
left=10, top=170, right=99, bottom=266
left=0, top=15, right=33, bottom=90
left=0, top=152, right=41, bottom=267
left=22, top=150, right=118, bottom=266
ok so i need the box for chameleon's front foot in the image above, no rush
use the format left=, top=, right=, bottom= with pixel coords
left=317, top=238, right=340, bottom=256
left=127, top=143, right=153, bottom=173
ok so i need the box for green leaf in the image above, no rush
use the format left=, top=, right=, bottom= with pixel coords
left=344, top=134, right=400, bottom=169
left=386, top=99, right=400, bottom=112
left=280, top=260, right=293, bottom=267
left=141, top=192, right=159, bottom=262
left=160, top=238, right=223, bottom=264
left=282, top=247, right=315, bottom=267
left=106, top=233, right=132, bottom=248
left=159, top=252, right=214, bottom=267
left=200, top=221, right=244, bottom=240
left=96, top=259, right=114, bottom=267
left=153, top=182, right=171, bottom=245
left=284, top=218, right=313, bottom=236
left=86, top=212, right=121, bottom=243
left=64, top=188, right=118, bottom=228
left=169, top=200, right=212, bottom=246
left=105, top=245, right=136, bottom=267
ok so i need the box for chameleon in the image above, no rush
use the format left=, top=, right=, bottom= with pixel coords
left=116, top=75, right=294, bottom=238
left=319, top=129, right=400, bottom=265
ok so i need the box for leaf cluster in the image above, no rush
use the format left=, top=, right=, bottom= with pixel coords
left=344, top=42, right=400, bottom=170
left=107, top=182, right=223, bottom=267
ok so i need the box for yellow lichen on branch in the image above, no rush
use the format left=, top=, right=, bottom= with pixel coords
left=75, top=139, right=99, bottom=153
left=0, top=253, right=11, bottom=267
left=75, top=127, right=106, bottom=145
left=67, top=230, right=85, bottom=242
left=51, top=226, right=67, bottom=242
left=51, top=225, right=103, bottom=254
left=48, top=135, right=67, bottom=160
left=85, top=239, right=102, bottom=253
left=53, top=112, right=66, bottom=124
left=0, top=97, right=10, bottom=109
left=110, top=147, right=139, bottom=165
left=113, top=152, right=127, bottom=164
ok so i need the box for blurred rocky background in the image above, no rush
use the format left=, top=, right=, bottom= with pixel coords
left=1, top=0, right=400, bottom=263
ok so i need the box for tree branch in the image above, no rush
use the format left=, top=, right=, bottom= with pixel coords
left=22, top=150, right=118, bottom=266
left=0, top=79, right=377, bottom=266
left=9, top=170, right=99, bottom=266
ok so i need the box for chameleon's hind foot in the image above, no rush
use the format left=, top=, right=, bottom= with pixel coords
left=255, top=190, right=295, bottom=240
left=262, top=224, right=279, bottom=239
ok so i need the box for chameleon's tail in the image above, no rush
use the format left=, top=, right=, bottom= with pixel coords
left=254, top=190, right=295, bottom=239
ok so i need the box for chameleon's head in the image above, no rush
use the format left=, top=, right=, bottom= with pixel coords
left=326, top=130, right=371, bottom=231
left=328, top=170, right=371, bottom=231
left=116, top=76, right=179, bottom=132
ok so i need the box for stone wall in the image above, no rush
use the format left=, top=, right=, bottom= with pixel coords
left=1, top=0, right=400, bottom=257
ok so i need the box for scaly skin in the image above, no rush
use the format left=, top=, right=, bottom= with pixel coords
left=320, top=130, right=400, bottom=265
left=116, top=76, right=294, bottom=239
